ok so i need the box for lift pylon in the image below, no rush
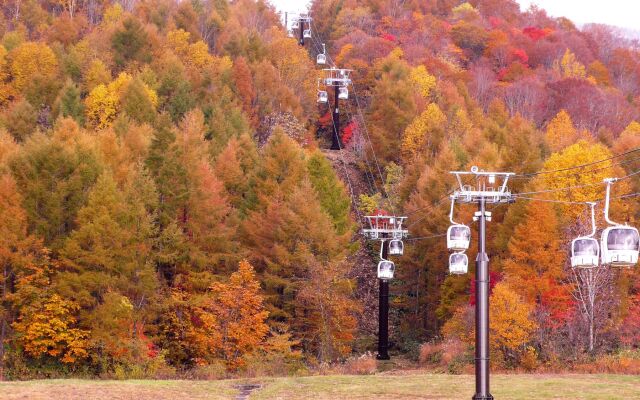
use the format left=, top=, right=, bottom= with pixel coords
left=449, top=167, right=514, bottom=400
left=362, top=213, right=409, bottom=360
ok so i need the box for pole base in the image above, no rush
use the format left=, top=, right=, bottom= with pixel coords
left=472, top=395, right=494, bottom=400
left=376, top=354, right=390, bottom=360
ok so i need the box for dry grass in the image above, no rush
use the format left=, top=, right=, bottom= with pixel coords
left=251, top=373, right=640, bottom=400
left=1, top=373, right=639, bottom=399
left=0, top=379, right=238, bottom=400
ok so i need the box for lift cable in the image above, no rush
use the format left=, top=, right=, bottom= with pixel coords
left=513, top=155, right=640, bottom=181
left=350, top=83, right=388, bottom=197
left=305, top=24, right=367, bottom=224
left=308, top=30, right=387, bottom=196
left=307, top=26, right=378, bottom=199
left=513, top=147, right=640, bottom=179
left=405, top=233, right=447, bottom=241
left=325, top=72, right=364, bottom=225
left=308, top=26, right=387, bottom=198
left=512, top=195, right=593, bottom=205
left=512, top=168, right=640, bottom=197
left=405, top=194, right=454, bottom=229
left=342, top=95, right=381, bottom=194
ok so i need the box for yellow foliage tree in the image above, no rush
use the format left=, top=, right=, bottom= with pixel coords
left=410, top=65, right=436, bottom=98
left=401, top=103, right=447, bottom=159
left=84, top=84, right=119, bottom=129
left=539, top=140, right=629, bottom=219
left=167, top=29, right=191, bottom=57
left=9, top=42, right=58, bottom=91
left=0, top=45, right=14, bottom=106
left=167, top=29, right=213, bottom=69
left=102, top=3, right=123, bottom=25
left=449, top=108, right=473, bottom=137
left=490, top=283, right=537, bottom=365
left=554, top=49, right=586, bottom=79
left=13, top=294, right=89, bottom=363
left=85, top=73, right=157, bottom=129
left=188, top=41, right=213, bottom=68
left=84, top=59, right=111, bottom=92
left=545, top=110, right=585, bottom=152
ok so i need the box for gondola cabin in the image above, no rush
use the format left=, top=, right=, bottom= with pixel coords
left=317, top=91, right=328, bottom=103
left=338, top=86, right=349, bottom=100
left=447, top=224, right=471, bottom=251
left=601, top=226, right=640, bottom=267
left=303, top=29, right=312, bottom=38
left=377, top=260, right=395, bottom=280
left=317, top=53, right=326, bottom=65
left=571, top=238, right=600, bottom=268
left=389, top=239, right=404, bottom=256
left=449, top=253, right=468, bottom=275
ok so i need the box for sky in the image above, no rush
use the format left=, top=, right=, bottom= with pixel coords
left=268, top=0, right=640, bottom=31
left=517, top=0, right=639, bottom=30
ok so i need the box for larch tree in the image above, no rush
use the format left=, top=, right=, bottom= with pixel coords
left=10, top=133, right=102, bottom=249
left=306, top=150, right=353, bottom=236
left=57, top=171, right=158, bottom=361
left=295, top=258, right=359, bottom=362
left=502, top=200, right=569, bottom=322
left=232, top=56, right=257, bottom=127
left=544, top=110, right=583, bottom=152
left=213, top=133, right=259, bottom=213
left=368, top=48, right=417, bottom=163
left=208, top=260, right=269, bottom=369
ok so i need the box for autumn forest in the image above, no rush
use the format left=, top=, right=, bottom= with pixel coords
left=0, top=0, right=640, bottom=379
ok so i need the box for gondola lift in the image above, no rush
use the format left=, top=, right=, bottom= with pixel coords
left=377, top=240, right=395, bottom=280
left=338, top=86, right=349, bottom=100
left=571, top=202, right=600, bottom=269
left=317, top=43, right=327, bottom=65
left=449, top=252, right=468, bottom=275
left=389, top=238, right=404, bottom=256
left=447, top=198, right=471, bottom=251
left=600, top=178, right=640, bottom=267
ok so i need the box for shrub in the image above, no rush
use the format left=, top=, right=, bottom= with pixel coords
left=342, top=352, right=377, bottom=375
left=188, top=362, right=228, bottom=380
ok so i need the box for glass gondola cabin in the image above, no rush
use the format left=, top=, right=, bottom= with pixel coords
left=447, top=224, right=471, bottom=251
left=389, top=239, right=404, bottom=256
left=449, top=253, right=468, bottom=275
left=338, top=86, right=349, bottom=100
left=571, top=238, right=600, bottom=268
left=317, top=53, right=326, bottom=65
left=377, top=260, right=395, bottom=280
left=317, top=91, right=328, bottom=103
left=303, top=29, right=311, bottom=38
left=601, top=226, right=640, bottom=266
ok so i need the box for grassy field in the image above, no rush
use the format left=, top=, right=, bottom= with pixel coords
left=1, top=373, right=639, bottom=399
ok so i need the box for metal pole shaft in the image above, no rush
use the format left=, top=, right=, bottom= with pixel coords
left=377, top=241, right=390, bottom=360
left=299, top=20, right=304, bottom=46
left=331, top=85, right=342, bottom=150
left=473, top=197, right=493, bottom=400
